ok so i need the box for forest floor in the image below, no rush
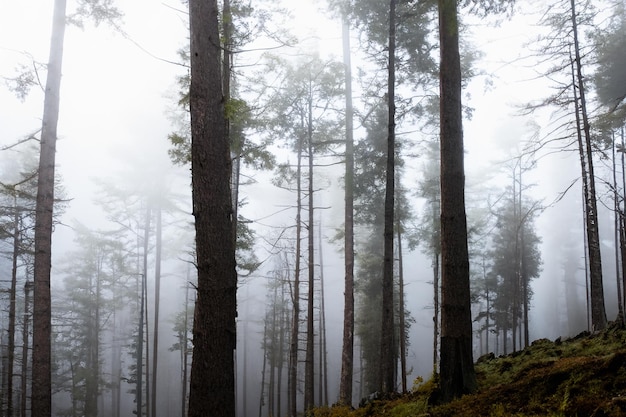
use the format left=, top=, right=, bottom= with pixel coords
left=311, top=322, right=626, bottom=416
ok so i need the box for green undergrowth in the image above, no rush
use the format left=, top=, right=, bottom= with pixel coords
left=311, top=323, right=626, bottom=417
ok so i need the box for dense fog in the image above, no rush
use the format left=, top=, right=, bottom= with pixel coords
left=0, top=0, right=625, bottom=416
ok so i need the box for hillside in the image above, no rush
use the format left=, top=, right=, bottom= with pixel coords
left=312, top=323, right=626, bottom=417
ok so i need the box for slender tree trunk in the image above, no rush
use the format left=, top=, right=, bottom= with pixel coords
left=259, top=320, right=268, bottom=417
left=242, top=286, right=249, bottom=417
left=570, top=0, right=607, bottom=330
left=7, top=195, right=20, bottom=417
left=380, top=0, right=396, bottom=394
left=188, top=0, right=237, bottom=416
left=289, top=132, right=304, bottom=417
left=181, top=280, right=190, bottom=417
left=151, top=205, right=163, bottom=417
left=396, top=223, right=407, bottom=393
left=438, top=0, right=477, bottom=402
left=277, top=278, right=286, bottom=417
left=318, top=221, right=329, bottom=406
left=32, top=1, right=66, bottom=415
left=621, top=127, right=626, bottom=313
left=432, top=202, right=440, bottom=374
left=339, top=16, right=356, bottom=407
left=137, top=207, right=151, bottom=417
left=145, top=296, right=151, bottom=417
left=304, top=93, right=315, bottom=412
left=269, top=284, right=278, bottom=417
left=21, top=281, right=33, bottom=417
left=613, top=131, right=624, bottom=322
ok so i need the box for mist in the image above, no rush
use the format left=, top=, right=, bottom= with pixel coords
left=0, top=0, right=625, bottom=416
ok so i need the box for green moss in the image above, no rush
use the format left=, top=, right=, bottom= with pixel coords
left=310, top=326, right=626, bottom=417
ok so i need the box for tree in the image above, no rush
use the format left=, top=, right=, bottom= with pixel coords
left=187, top=1, right=237, bottom=416
left=380, top=0, right=397, bottom=395
left=30, top=2, right=121, bottom=413
left=569, top=0, right=607, bottom=330
left=32, top=2, right=67, bottom=414
left=338, top=16, right=356, bottom=407
left=437, top=0, right=477, bottom=402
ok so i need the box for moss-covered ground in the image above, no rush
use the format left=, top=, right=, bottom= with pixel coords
left=311, top=323, right=626, bottom=417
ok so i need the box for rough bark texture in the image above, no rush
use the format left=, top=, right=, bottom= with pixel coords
left=437, top=0, right=477, bottom=403
left=570, top=0, right=606, bottom=331
left=188, top=0, right=237, bottom=416
left=339, top=17, right=356, bottom=407
left=380, top=0, right=396, bottom=394
left=32, top=1, right=66, bottom=415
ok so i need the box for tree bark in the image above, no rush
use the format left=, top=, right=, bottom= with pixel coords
left=289, top=129, right=303, bottom=417
left=339, top=16, right=356, bottom=407
left=32, top=1, right=66, bottom=415
left=397, top=224, right=407, bottom=393
left=380, top=0, right=396, bottom=394
left=437, top=0, right=477, bottom=403
left=7, top=195, right=20, bottom=417
left=304, top=92, right=315, bottom=412
left=188, top=0, right=237, bottom=415
left=151, top=205, right=162, bottom=417
left=570, top=0, right=607, bottom=330
left=21, top=281, right=33, bottom=417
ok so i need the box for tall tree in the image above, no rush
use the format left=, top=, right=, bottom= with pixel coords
left=32, top=1, right=67, bottom=414
left=379, top=0, right=397, bottom=395
left=339, top=16, right=356, bottom=407
left=188, top=1, right=237, bottom=416
left=569, top=0, right=607, bottom=330
left=437, top=0, right=477, bottom=402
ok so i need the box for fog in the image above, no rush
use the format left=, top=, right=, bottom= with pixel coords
left=0, top=0, right=624, bottom=416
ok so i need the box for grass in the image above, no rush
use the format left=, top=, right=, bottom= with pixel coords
left=311, top=322, right=626, bottom=416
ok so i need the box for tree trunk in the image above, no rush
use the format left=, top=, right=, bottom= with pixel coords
left=304, top=93, right=315, bottom=412
left=32, top=1, right=66, bottom=415
left=151, top=205, right=163, bottom=417
left=137, top=206, right=151, bottom=417
left=318, top=221, right=329, bottom=406
left=613, top=131, right=624, bottom=322
left=339, top=16, right=356, bottom=407
left=432, top=201, right=441, bottom=374
left=21, top=281, right=33, bottom=417
left=187, top=0, right=237, bottom=415
left=7, top=195, right=20, bottom=417
left=181, top=280, right=190, bottom=417
left=259, top=319, right=269, bottom=417
left=380, top=0, right=396, bottom=394
left=570, top=0, right=607, bottom=330
left=289, top=128, right=304, bottom=417
left=437, top=0, right=477, bottom=402
left=397, top=223, right=407, bottom=393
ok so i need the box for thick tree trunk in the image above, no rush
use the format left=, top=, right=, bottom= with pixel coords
left=437, top=0, right=477, bottom=403
left=188, top=1, right=237, bottom=415
left=339, top=16, right=356, bottom=407
left=380, top=0, right=396, bottom=394
left=32, top=1, right=66, bottom=415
